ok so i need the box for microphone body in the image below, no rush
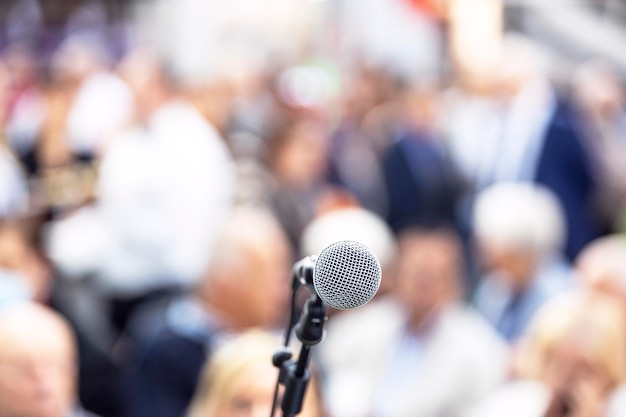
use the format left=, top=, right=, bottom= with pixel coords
left=293, top=240, right=382, bottom=310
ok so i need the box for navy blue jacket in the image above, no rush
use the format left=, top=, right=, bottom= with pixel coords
left=382, top=131, right=464, bottom=233
left=125, top=325, right=211, bottom=417
left=534, top=100, right=603, bottom=261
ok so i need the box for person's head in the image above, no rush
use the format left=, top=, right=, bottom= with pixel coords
left=300, top=207, right=397, bottom=295
left=572, top=59, right=625, bottom=124
left=117, top=46, right=172, bottom=121
left=577, top=235, right=626, bottom=307
left=515, top=292, right=626, bottom=403
left=491, top=34, right=548, bottom=100
left=266, top=114, right=328, bottom=189
left=0, top=221, right=50, bottom=304
left=473, top=182, right=565, bottom=291
left=2, top=44, right=36, bottom=85
left=0, top=302, right=77, bottom=417
left=197, top=206, right=291, bottom=330
left=397, top=81, right=440, bottom=133
left=185, top=77, right=234, bottom=134
left=186, top=330, right=322, bottom=417
left=394, top=227, right=464, bottom=326
left=49, top=35, right=108, bottom=86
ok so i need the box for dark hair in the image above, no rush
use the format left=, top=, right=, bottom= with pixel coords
left=263, top=112, right=323, bottom=169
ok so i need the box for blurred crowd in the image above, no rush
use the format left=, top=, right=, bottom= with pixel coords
left=1, top=1, right=626, bottom=417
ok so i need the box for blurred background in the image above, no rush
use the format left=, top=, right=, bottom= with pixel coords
left=1, top=1, right=626, bottom=417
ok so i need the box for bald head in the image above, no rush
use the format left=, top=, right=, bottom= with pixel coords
left=578, top=235, right=626, bottom=300
left=205, top=207, right=289, bottom=277
left=0, top=303, right=77, bottom=417
left=199, top=206, right=291, bottom=330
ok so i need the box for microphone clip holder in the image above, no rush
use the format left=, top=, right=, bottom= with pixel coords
left=273, top=294, right=327, bottom=417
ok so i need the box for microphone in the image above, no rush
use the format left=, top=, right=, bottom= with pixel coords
left=293, top=240, right=382, bottom=310
left=275, top=241, right=381, bottom=417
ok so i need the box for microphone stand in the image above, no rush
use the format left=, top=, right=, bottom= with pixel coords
left=273, top=294, right=327, bottom=417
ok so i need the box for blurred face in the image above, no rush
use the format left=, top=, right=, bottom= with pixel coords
left=188, top=81, right=233, bottom=133
left=479, top=240, right=535, bottom=291
left=212, top=361, right=320, bottom=417
left=217, top=362, right=279, bottom=417
left=0, top=62, right=9, bottom=124
left=401, top=90, right=438, bottom=132
left=577, top=245, right=626, bottom=316
left=343, top=74, right=379, bottom=119
left=395, top=233, right=460, bottom=322
left=0, top=227, right=50, bottom=302
left=117, top=50, right=166, bottom=120
left=4, top=47, right=37, bottom=88
left=0, top=323, right=76, bottom=417
left=574, top=70, right=624, bottom=123
left=581, top=271, right=626, bottom=314
left=543, top=328, right=614, bottom=411
left=274, top=120, right=328, bottom=188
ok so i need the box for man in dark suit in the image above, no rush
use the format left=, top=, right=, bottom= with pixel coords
left=471, top=35, right=603, bottom=262
left=534, top=98, right=602, bottom=261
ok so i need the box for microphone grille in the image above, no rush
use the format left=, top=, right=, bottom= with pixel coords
left=313, top=240, right=382, bottom=310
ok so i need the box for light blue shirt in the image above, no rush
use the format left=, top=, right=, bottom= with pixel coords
left=474, top=256, right=573, bottom=342
left=373, top=328, right=427, bottom=417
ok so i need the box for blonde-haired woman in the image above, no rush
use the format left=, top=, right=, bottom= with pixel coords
left=186, top=330, right=322, bottom=417
left=466, top=291, right=626, bottom=417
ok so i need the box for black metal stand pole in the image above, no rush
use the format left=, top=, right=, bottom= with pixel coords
left=275, top=295, right=326, bottom=417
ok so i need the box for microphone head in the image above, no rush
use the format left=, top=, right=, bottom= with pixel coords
left=313, top=240, right=382, bottom=310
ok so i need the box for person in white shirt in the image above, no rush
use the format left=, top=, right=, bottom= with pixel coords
left=46, top=48, right=236, bottom=333
left=317, top=227, right=508, bottom=417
